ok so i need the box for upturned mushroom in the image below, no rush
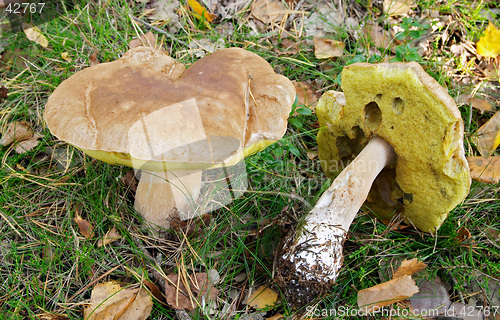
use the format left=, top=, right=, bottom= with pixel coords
left=44, top=46, right=295, bottom=229
left=275, top=62, right=471, bottom=306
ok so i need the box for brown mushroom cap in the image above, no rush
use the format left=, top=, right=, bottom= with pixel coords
left=316, top=62, right=471, bottom=232
left=44, top=47, right=295, bottom=171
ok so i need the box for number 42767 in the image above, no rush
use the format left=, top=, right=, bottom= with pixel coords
left=6, top=2, right=45, bottom=14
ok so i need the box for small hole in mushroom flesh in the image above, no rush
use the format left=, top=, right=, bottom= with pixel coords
left=364, top=101, right=382, bottom=131
left=392, top=97, right=405, bottom=115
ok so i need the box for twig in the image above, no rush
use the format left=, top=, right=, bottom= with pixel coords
left=129, top=15, right=189, bottom=48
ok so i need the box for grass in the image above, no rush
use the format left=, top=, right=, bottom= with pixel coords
left=0, top=0, right=499, bottom=319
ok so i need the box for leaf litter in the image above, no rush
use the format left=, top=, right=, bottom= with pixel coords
left=3, top=0, right=500, bottom=318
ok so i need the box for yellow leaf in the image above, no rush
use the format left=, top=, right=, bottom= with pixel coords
left=314, top=37, right=345, bottom=59
left=476, top=22, right=500, bottom=58
left=475, top=111, right=500, bottom=156
left=84, top=281, right=153, bottom=320
left=246, top=285, right=278, bottom=309
left=61, top=52, right=72, bottom=62
left=467, top=156, right=500, bottom=184
left=188, top=0, right=216, bottom=22
left=383, top=0, right=414, bottom=16
left=23, top=23, right=48, bottom=48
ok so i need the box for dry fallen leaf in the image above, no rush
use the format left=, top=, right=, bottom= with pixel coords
left=251, top=0, right=285, bottom=25
left=392, top=258, right=426, bottom=278
left=246, top=285, right=278, bottom=309
left=314, top=37, right=344, bottom=59
left=475, top=111, right=500, bottom=156
left=23, top=23, right=49, bottom=48
left=164, top=272, right=219, bottom=311
left=0, top=86, right=8, bottom=103
left=14, top=134, right=42, bottom=154
left=74, top=212, right=94, bottom=239
left=129, top=31, right=157, bottom=49
left=84, top=281, right=153, bottom=320
left=0, top=121, right=33, bottom=147
left=358, top=275, right=419, bottom=312
left=89, top=50, right=100, bottom=66
left=188, top=0, right=216, bottom=22
left=60, top=52, right=72, bottom=63
left=467, top=156, right=500, bottom=184
left=476, top=22, right=500, bottom=58
left=97, top=227, right=122, bottom=247
left=366, top=22, right=392, bottom=49
left=120, top=170, right=138, bottom=192
left=383, top=0, right=414, bottom=16
left=457, top=226, right=472, bottom=242
left=470, top=98, right=493, bottom=114
left=409, top=277, right=451, bottom=317
left=292, top=81, right=318, bottom=110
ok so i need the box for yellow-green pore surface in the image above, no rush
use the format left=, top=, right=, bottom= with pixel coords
left=316, top=62, right=470, bottom=232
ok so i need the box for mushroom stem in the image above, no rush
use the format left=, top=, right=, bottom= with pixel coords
left=134, top=169, right=203, bottom=228
left=276, top=137, right=394, bottom=306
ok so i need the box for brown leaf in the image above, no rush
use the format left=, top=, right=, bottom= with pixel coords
left=292, top=81, right=318, bottom=110
left=164, top=272, right=219, bottom=311
left=0, top=121, right=34, bottom=147
left=470, top=98, right=493, bottom=114
left=475, top=111, right=500, bottom=156
left=14, top=133, right=41, bottom=154
left=251, top=0, right=285, bottom=25
left=84, top=281, right=153, bottom=320
left=142, top=279, right=166, bottom=304
left=97, top=227, right=121, bottom=247
left=357, top=275, right=419, bottom=313
left=457, top=226, right=471, bottom=242
left=129, top=31, right=157, bottom=49
left=392, top=258, right=426, bottom=279
left=314, top=37, right=344, bottom=59
left=366, top=22, right=392, bottom=49
left=74, top=208, right=94, bottom=239
left=89, top=50, right=100, bottom=66
left=409, top=277, right=451, bottom=317
left=467, top=156, right=500, bottom=184
left=120, top=170, right=138, bottom=192
left=246, top=285, right=278, bottom=309
left=0, top=86, right=8, bottom=103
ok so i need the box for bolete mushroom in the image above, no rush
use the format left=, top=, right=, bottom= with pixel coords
left=275, top=62, right=471, bottom=306
left=44, top=46, right=295, bottom=228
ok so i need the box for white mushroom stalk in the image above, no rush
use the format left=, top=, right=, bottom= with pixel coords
left=276, top=137, right=394, bottom=306
left=134, top=169, right=204, bottom=228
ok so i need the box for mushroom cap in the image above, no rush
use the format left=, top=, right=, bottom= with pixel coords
left=316, top=62, right=471, bottom=232
left=44, top=47, right=295, bottom=171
